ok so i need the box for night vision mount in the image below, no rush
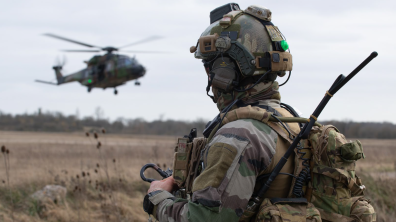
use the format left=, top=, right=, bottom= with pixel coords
left=194, top=31, right=293, bottom=77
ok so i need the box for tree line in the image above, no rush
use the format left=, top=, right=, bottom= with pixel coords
left=0, top=110, right=207, bottom=137
left=0, top=110, right=395, bottom=139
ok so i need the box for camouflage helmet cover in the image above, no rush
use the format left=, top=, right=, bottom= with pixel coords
left=194, top=5, right=289, bottom=77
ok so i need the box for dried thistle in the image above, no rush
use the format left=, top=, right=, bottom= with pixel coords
left=76, top=175, right=80, bottom=179
left=82, top=172, right=86, bottom=177
left=6, top=149, right=9, bottom=154
left=97, top=142, right=101, bottom=149
left=1, top=146, right=5, bottom=153
left=94, top=132, right=98, bottom=139
left=2, top=180, right=5, bottom=184
left=113, top=159, right=116, bottom=163
left=87, top=172, right=90, bottom=176
left=119, top=178, right=122, bottom=183
left=89, top=180, right=91, bottom=184
left=163, top=163, right=167, bottom=168
left=101, top=128, right=106, bottom=134
left=85, top=132, right=89, bottom=137
left=96, top=163, right=100, bottom=168
left=94, top=169, right=98, bottom=173
left=74, top=186, right=78, bottom=190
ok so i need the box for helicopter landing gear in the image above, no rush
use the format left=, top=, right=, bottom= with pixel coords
left=135, top=81, right=141, bottom=86
left=87, top=87, right=92, bottom=93
left=114, top=88, right=118, bottom=95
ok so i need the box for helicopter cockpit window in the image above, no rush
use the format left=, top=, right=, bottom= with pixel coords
left=116, top=56, right=134, bottom=67
left=117, top=58, right=126, bottom=68
left=124, top=58, right=133, bottom=66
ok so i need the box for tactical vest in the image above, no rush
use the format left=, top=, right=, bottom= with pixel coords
left=172, top=105, right=375, bottom=222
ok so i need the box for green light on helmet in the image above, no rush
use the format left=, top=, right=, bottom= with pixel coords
left=280, top=40, right=289, bottom=51
left=88, top=79, right=92, bottom=84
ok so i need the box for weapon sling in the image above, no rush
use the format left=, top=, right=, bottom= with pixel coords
left=245, top=51, right=378, bottom=212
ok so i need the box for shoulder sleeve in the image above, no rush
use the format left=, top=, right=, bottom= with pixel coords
left=188, top=119, right=278, bottom=221
left=153, top=119, right=278, bottom=222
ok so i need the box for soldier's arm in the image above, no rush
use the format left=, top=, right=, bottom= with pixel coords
left=151, top=119, right=278, bottom=222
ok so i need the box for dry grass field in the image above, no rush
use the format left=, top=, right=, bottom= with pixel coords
left=0, top=131, right=395, bottom=221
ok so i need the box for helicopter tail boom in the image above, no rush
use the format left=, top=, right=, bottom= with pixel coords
left=53, top=66, right=65, bottom=84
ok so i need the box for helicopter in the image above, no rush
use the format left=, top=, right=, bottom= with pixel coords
left=36, top=33, right=163, bottom=95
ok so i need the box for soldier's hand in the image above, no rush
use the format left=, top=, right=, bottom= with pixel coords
left=147, top=176, right=178, bottom=194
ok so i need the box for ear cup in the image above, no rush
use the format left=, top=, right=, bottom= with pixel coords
left=210, top=57, right=238, bottom=92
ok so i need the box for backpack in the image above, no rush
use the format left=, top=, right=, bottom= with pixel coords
left=215, top=106, right=376, bottom=222
left=306, top=125, right=376, bottom=222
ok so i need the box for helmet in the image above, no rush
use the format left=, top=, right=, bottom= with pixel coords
left=190, top=5, right=292, bottom=102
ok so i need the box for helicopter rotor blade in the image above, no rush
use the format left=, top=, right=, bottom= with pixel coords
left=43, top=33, right=102, bottom=49
left=120, top=50, right=169, bottom=53
left=118, top=36, right=163, bottom=49
left=62, top=49, right=102, bottom=52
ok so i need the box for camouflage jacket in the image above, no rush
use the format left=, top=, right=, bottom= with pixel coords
left=149, top=100, right=296, bottom=222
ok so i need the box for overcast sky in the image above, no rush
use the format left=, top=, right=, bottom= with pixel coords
left=1, top=0, right=395, bottom=124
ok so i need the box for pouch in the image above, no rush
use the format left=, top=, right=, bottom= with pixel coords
left=350, top=198, right=376, bottom=222
left=339, top=140, right=365, bottom=162
left=172, top=138, right=192, bottom=187
left=255, top=198, right=321, bottom=222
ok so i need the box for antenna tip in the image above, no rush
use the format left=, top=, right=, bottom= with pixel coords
left=371, top=51, right=378, bottom=57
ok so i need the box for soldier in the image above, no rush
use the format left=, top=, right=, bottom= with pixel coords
left=143, top=4, right=302, bottom=222
left=143, top=3, right=377, bottom=222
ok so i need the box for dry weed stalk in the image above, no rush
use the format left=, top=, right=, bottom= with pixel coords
left=1, top=145, right=15, bottom=221
left=84, top=130, right=123, bottom=221
left=1, top=145, right=10, bottom=187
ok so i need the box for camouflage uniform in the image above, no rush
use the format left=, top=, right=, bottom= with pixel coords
left=149, top=81, right=298, bottom=222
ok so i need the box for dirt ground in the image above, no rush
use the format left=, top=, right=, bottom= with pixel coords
left=0, top=131, right=395, bottom=221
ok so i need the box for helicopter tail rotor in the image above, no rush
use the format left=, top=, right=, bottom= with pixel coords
left=52, top=55, right=68, bottom=82
left=54, top=55, right=67, bottom=67
left=52, top=56, right=66, bottom=84
left=52, top=66, right=64, bottom=84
